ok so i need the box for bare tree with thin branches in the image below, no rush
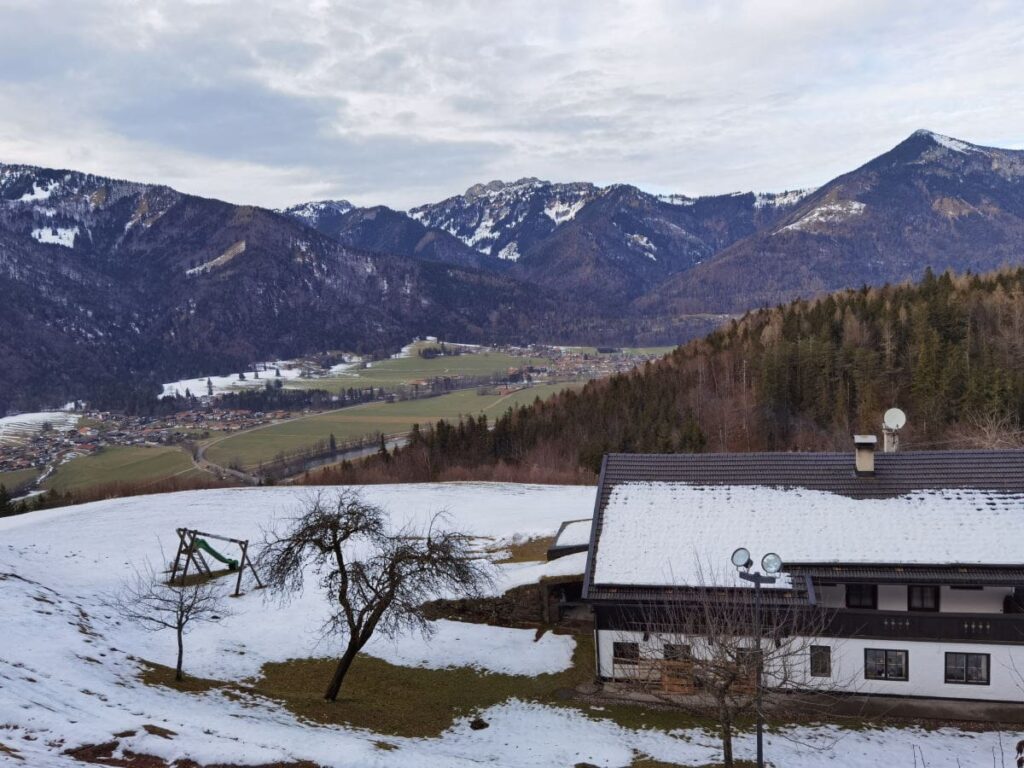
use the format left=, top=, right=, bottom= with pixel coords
left=954, top=409, right=1024, bottom=449
left=615, top=568, right=853, bottom=767
left=111, top=560, right=226, bottom=681
left=259, top=488, right=492, bottom=701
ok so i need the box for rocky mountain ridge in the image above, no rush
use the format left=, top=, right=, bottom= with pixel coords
left=5, top=129, right=1024, bottom=409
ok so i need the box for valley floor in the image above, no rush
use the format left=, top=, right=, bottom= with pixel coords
left=1, top=484, right=1020, bottom=767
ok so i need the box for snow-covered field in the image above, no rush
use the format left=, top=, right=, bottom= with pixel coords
left=161, top=363, right=306, bottom=398
left=0, top=484, right=1017, bottom=767
left=0, top=411, right=80, bottom=445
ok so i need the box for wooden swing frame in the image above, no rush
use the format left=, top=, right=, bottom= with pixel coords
left=169, top=527, right=263, bottom=597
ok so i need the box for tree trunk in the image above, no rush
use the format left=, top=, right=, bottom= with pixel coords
left=324, top=644, right=360, bottom=701
left=175, top=627, right=184, bottom=681
left=720, top=714, right=733, bottom=768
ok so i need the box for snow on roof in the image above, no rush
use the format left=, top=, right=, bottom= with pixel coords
left=592, top=482, right=1024, bottom=589
left=554, top=519, right=592, bottom=549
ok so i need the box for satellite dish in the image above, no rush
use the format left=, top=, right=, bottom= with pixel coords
left=884, top=407, right=907, bottom=431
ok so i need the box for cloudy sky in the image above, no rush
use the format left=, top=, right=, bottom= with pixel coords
left=1, top=0, right=1022, bottom=209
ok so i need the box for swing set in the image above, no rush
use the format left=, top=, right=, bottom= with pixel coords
left=169, top=528, right=263, bottom=597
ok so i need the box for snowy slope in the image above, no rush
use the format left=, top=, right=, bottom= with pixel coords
left=0, top=484, right=1016, bottom=767
left=0, top=410, right=80, bottom=445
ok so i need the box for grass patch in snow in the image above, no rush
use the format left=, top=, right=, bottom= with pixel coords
left=491, top=535, right=555, bottom=563
left=253, top=650, right=584, bottom=737
left=140, top=662, right=223, bottom=694
left=0, top=742, right=23, bottom=761
left=139, top=632, right=715, bottom=739
left=166, top=567, right=237, bottom=588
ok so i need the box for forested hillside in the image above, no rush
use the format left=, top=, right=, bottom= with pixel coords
left=318, top=267, right=1024, bottom=484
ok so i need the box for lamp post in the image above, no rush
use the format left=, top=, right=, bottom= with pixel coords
left=730, top=547, right=783, bottom=768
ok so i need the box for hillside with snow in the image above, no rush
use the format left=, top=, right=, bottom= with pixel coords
left=0, top=483, right=1017, bottom=767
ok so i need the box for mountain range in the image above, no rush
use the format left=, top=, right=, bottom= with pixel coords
left=2, top=129, right=1023, bottom=411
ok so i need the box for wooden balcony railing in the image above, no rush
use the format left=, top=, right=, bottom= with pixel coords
left=822, top=610, right=1024, bottom=643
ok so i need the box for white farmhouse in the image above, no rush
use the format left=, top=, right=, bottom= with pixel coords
left=581, top=442, right=1024, bottom=704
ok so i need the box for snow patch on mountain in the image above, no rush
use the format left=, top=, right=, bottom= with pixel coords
left=31, top=225, right=78, bottom=247
left=628, top=233, right=658, bottom=260
left=18, top=179, right=58, bottom=202
left=466, top=214, right=499, bottom=252
left=782, top=200, right=866, bottom=232
left=497, top=241, right=520, bottom=261
left=913, top=129, right=981, bottom=155
left=543, top=198, right=586, bottom=224
left=755, top=188, right=816, bottom=208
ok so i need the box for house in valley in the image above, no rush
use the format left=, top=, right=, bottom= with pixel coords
left=581, top=443, right=1024, bottom=704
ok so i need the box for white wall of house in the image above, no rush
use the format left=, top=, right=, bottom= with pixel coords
left=942, top=587, right=1011, bottom=613
left=878, top=584, right=905, bottom=611
left=596, top=628, right=1024, bottom=702
left=816, top=584, right=1011, bottom=613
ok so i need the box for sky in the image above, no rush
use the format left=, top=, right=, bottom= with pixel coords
left=1, top=0, right=1022, bottom=210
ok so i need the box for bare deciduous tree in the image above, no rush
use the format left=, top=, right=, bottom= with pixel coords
left=615, top=570, right=851, bottom=767
left=111, top=560, right=226, bottom=681
left=260, top=489, right=492, bottom=701
left=954, top=409, right=1024, bottom=449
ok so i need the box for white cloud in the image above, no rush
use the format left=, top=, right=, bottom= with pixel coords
left=0, top=0, right=1022, bottom=208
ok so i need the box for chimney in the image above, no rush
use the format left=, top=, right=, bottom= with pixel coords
left=854, top=435, right=877, bottom=477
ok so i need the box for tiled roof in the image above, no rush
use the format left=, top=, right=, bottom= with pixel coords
left=786, top=564, right=1024, bottom=585
left=582, top=449, right=1024, bottom=600
left=598, top=450, right=1024, bottom=500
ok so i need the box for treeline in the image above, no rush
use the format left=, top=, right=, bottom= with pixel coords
left=309, top=267, right=1024, bottom=484
left=0, top=473, right=239, bottom=518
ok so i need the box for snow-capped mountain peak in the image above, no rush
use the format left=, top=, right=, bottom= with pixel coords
left=911, top=129, right=985, bottom=155
left=409, top=178, right=599, bottom=256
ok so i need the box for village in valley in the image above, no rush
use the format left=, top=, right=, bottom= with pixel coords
left=0, top=340, right=671, bottom=500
